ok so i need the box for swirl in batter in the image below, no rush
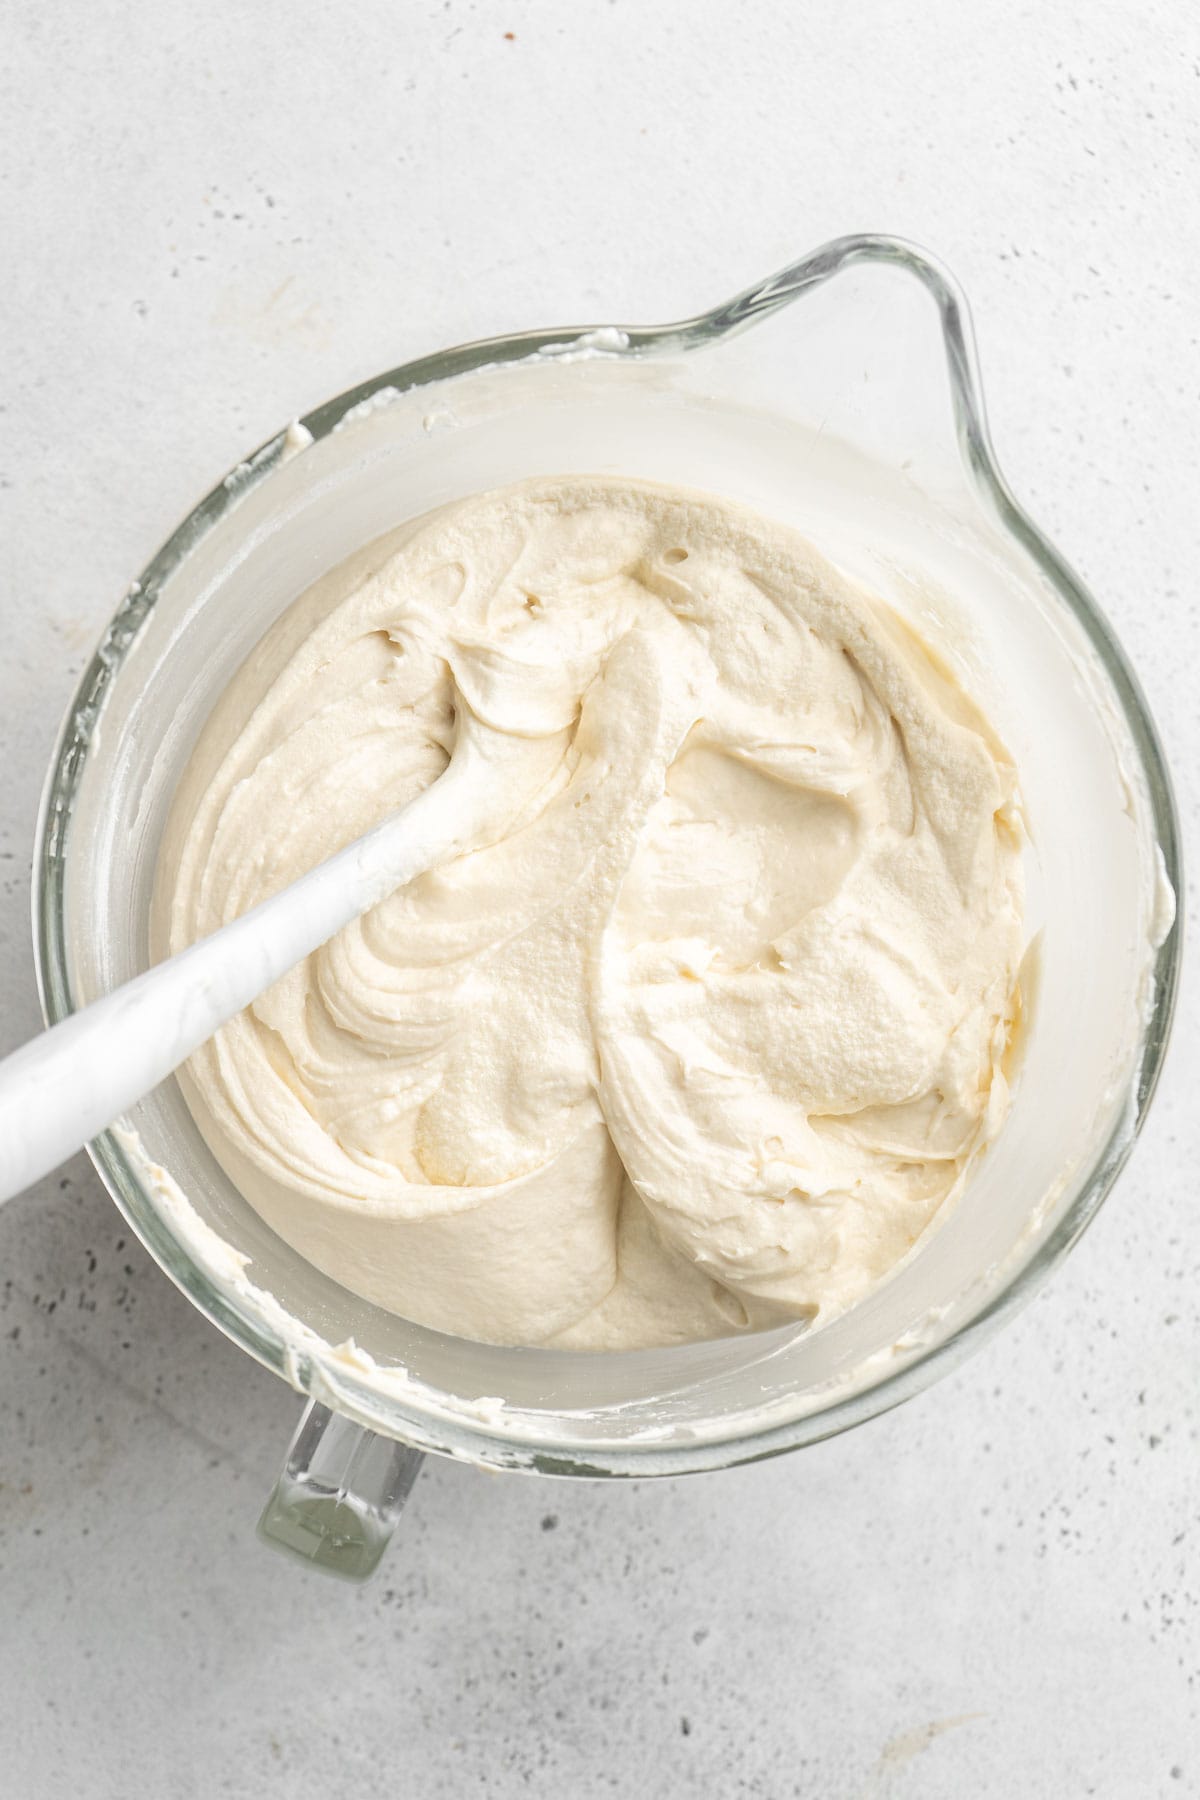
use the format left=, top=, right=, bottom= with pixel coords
left=159, top=477, right=1025, bottom=1349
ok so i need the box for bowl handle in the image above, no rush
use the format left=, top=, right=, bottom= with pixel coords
left=257, top=1397, right=424, bottom=1580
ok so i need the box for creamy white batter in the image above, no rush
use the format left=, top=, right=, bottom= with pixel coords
left=158, top=476, right=1025, bottom=1350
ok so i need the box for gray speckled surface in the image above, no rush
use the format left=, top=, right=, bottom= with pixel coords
left=1, top=3, right=1197, bottom=1794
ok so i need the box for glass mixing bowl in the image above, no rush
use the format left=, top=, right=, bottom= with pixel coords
left=34, top=236, right=1181, bottom=1579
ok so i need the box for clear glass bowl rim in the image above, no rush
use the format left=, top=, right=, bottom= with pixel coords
left=32, top=233, right=1183, bottom=1478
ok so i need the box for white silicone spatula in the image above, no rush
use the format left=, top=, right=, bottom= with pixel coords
left=0, top=714, right=494, bottom=1205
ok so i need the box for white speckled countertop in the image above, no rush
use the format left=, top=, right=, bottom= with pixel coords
left=1, top=3, right=1197, bottom=1794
